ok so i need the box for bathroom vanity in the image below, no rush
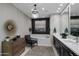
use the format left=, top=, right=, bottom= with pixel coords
left=53, top=33, right=79, bottom=56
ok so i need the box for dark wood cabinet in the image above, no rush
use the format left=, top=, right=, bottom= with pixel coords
left=2, top=38, right=26, bottom=56
left=53, top=36, right=77, bottom=56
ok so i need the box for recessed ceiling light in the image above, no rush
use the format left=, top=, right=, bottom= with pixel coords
left=71, top=3, right=75, bottom=5
left=58, top=8, right=60, bottom=10
left=43, top=16, right=45, bottom=17
left=57, top=10, right=59, bottom=13
left=31, top=9, right=33, bottom=11
left=60, top=4, right=63, bottom=6
left=42, top=8, right=45, bottom=10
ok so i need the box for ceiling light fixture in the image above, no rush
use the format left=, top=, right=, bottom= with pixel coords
left=32, top=4, right=39, bottom=18
left=60, top=4, right=63, bottom=6
left=42, top=8, right=45, bottom=11
left=71, top=3, right=75, bottom=5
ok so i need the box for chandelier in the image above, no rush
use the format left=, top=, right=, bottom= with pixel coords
left=32, top=4, right=39, bottom=18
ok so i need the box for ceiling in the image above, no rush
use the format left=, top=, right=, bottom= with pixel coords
left=71, top=3, right=79, bottom=16
left=12, top=3, right=68, bottom=18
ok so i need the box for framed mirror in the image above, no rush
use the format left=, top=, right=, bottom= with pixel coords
left=4, top=20, right=16, bottom=35
left=32, top=18, right=50, bottom=34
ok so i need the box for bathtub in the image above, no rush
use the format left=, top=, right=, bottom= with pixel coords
left=31, top=34, right=52, bottom=46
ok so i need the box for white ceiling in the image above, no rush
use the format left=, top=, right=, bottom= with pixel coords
left=12, top=3, right=68, bottom=18
left=71, top=3, right=79, bottom=16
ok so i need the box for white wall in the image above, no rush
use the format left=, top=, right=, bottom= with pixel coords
left=53, top=15, right=61, bottom=33
left=60, top=14, right=69, bottom=33
left=50, top=14, right=61, bottom=34
left=0, top=3, right=31, bottom=54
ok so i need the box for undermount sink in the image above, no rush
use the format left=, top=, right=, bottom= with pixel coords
left=63, top=39, right=75, bottom=43
left=63, top=39, right=79, bottom=45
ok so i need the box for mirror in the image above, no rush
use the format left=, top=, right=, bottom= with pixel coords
left=70, top=3, right=79, bottom=37
left=4, top=20, right=16, bottom=36
left=60, top=5, right=69, bottom=34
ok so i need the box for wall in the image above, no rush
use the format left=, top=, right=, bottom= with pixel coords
left=0, top=3, right=31, bottom=54
left=60, top=13, right=69, bottom=33
left=50, top=14, right=61, bottom=35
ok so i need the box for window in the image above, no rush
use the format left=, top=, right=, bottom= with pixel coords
left=32, top=18, right=50, bottom=34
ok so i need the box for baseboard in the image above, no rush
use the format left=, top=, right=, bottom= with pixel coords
left=0, top=43, right=1, bottom=56
left=52, top=45, right=59, bottom=56
left=38, top=44, right=52, bottom=47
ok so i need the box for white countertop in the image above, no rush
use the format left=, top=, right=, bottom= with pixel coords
left=53, top=33, right=79, bottom=56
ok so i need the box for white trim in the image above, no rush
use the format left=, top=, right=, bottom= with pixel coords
left=38, top=44, right=52, bottom=47
left=52, top=45, right=59, bottom=56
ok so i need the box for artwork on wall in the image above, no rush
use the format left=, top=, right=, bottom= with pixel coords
left=4, top=20, right=16, bottom=36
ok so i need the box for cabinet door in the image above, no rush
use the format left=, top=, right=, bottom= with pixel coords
left=62, top=45, right=77, bottom=56
left=53, top=36, right=77, bottom=56
left=53, top=36, right=61, bottom=55
left=62, top=47, right=69, bottom=56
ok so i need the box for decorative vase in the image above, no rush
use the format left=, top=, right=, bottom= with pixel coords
left=53, top=28, right=56, bottom=33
